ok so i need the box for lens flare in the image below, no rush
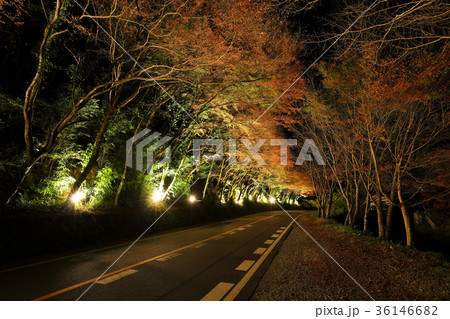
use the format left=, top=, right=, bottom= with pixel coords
left=152, top=189, right=164, bottom=202
left=70, top=191, right=85, bottom=204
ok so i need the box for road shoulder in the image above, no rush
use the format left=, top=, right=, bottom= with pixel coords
left=251, top=213, right=450, bottom=301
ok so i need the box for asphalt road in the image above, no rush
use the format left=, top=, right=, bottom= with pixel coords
left=0, top=210, right=302, bottom=301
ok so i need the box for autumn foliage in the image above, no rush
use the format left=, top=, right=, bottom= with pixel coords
left=301, top=48, right=449, bottom=246
left=0, top=0, right=448, bottom=249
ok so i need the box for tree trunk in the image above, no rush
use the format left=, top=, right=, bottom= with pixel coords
left=162, top=158, right=185, bottom=200
left=317, top=194, right=325, bottom=218
left=114, top=164, right=128, bottom=206
left=114, top=97, right=170, bottom=206
left=363, top=191, right=369, bottom=232
left=375, top=189, right=385, bottom=239
left=5, top=1, right=65, bottom=205
left=338, top=185, right=352, bottom=225
left=67, top=112, right=111, bottom=201
left=399, top=203, right=413, bottom=247
left=227, top=183, right=236, bottom=203
left=385, top=180, right=397, bottom=239
left=158, top=165, right=169, bottom=193
left=5, top=156, right=42, bottom=206
left=394, top=163, right=414, bottom=247
left=385, top=202, right=394, bottom=240
left=351, top=183, right=360, bottom=225
left=325, top=189, right=333, bottom=218
left=23, top=0, right=65, bottom=163
left=114, top=123, right=145, bottom=206
left=242, top=185, right=251, bottom=201
left=202, top=164, right=214, bottom=199
left=237, top=182, right=248, bottom=202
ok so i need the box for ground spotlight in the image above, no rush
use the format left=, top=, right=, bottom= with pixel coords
left=152, top=189, right=164, bottom=203
left=70, top=191, right=84, bottom=204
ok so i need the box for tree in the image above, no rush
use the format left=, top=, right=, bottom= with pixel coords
left=309, top=48, right=449, bottom=246
left=330, top=0, right=449, bottom=62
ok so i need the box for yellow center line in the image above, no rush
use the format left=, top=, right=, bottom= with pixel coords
left=33, top=214, right=275, bottom=301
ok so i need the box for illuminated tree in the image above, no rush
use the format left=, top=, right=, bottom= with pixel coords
left=309, top=48, right=449, bottom=246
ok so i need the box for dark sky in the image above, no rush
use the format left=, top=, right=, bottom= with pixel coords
left=289, top=0, right=341, bottom=61
left=0, top=0, right=342, bottom=95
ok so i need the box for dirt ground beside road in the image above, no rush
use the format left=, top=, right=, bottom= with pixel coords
left=252, top=213, right=449, bottom=301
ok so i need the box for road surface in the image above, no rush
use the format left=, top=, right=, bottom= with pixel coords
left=0, top=210, right=302, bottom=301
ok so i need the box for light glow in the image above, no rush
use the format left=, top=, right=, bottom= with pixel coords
left=70, top=191, right=85, bottom=204
left=189, top=195, right=196, bottom=203
left=152, top=189, right=164, bottom=202
left=269, top=197, right=276, bottom=204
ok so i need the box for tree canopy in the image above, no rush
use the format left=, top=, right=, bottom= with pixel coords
left=0, top=0, right=448, bottom=248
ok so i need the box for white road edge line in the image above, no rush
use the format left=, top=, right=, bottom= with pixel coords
left=223, top=216, right=299, bottom=300
left=156, top=252, right=181, bottom=262
left=97, top=269, right=138, bottom=285
left=201, top=282, right=234, bottom=301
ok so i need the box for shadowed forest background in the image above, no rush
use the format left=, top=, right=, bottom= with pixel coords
left=0, top=0, right=448, bottom=261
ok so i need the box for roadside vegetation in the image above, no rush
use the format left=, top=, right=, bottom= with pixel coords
left=0, top=0, right=448, bottom=257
